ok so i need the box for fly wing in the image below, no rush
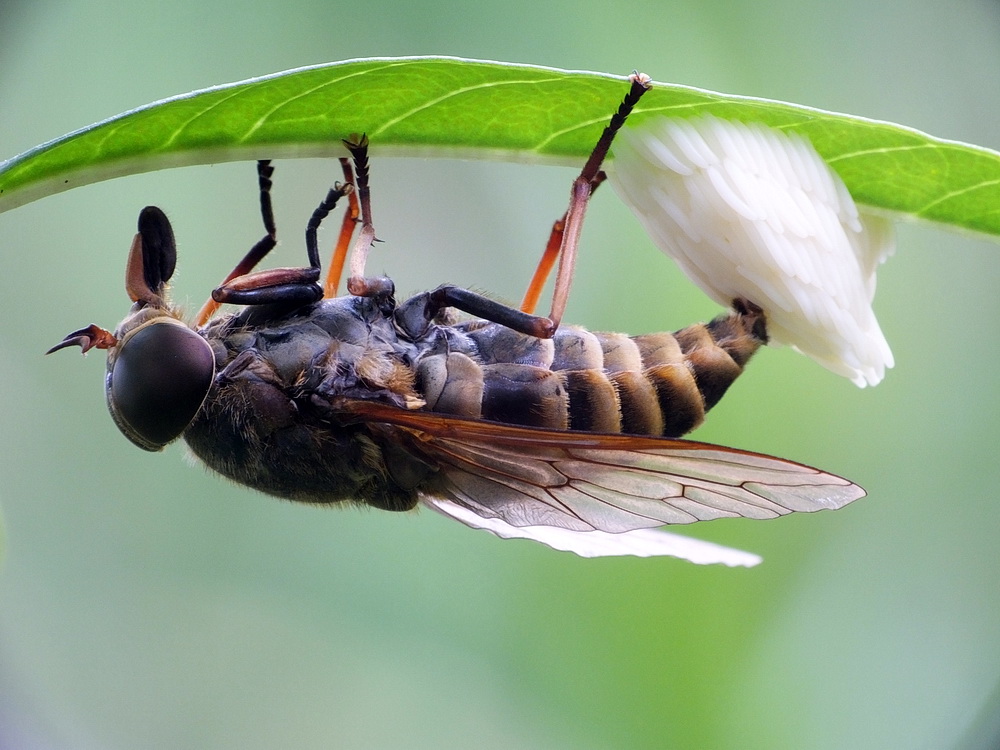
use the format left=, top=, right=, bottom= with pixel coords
left=422, top=496, right=764, bottom=566
left=343, top=400, right=866, bottom=560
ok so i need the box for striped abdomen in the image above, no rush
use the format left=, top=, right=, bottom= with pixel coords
left=415, top=301, right=766, bottom=438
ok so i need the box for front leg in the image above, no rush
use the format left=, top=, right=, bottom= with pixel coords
left=210, top=266, right=323, bottom=307
left=199, top=163, right=354, bottom=317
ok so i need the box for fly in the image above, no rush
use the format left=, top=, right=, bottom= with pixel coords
left=48, top=73, right=865, bottom=562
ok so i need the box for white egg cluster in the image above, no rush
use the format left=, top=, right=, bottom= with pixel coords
left=609, top=115, right=895, bottom=387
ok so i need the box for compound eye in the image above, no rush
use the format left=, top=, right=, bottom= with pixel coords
left=107, top=319, right=216, bottom=451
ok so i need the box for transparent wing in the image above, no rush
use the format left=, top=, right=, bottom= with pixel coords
left=344, top=401, right=865, bottom=560
left=422, top=496, right=763, bottom=566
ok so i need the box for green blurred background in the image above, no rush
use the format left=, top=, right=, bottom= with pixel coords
left=2, top=1, right=999, bottom=748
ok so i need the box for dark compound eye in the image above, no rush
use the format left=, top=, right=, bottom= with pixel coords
left=107, top=319, right=216, bottom=451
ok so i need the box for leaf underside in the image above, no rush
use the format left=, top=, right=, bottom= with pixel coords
left=1, top=56, right=998, bottom=237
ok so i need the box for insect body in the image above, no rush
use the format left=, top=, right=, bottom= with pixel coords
left=187, top=276, right=767, bottom=511
left=49, top=74, right=865, bottom=562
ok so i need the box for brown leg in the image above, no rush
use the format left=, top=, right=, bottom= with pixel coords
left=340, top=136, right=386, bottom=298
left=324, top=157, right=360, bottom=298
left=523, top=72, right=651, bottom=335
left=520, top=214, right=565, bottom=315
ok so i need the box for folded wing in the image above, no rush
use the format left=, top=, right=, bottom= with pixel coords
left=344, top=401, right=865, bottom=562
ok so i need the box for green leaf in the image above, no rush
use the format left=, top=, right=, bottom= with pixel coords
left=1, top=56, right=998, bottom=236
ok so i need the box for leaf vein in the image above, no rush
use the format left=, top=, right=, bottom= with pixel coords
left=369, top=76, right=565, bottom=138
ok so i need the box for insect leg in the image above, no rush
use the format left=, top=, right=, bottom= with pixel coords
left=322, top=157, right=360, bottom=298
left=519, top=214, right=564, bottom=315
left=208, top=164, right=355, bottom=310
left=339, top=136, right=395, bottom=299
left=521, top=73, right=651, bottom=330
left=519, top=175, right=607, bottom=315
left=195, top=160, right=279, bottom=325
left=306, top=169, right=356, bottom=275
left=395, top=284, right=558, bottom=339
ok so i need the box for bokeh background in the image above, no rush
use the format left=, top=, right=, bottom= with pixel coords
left=2, top=1, right=999, bottom=748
